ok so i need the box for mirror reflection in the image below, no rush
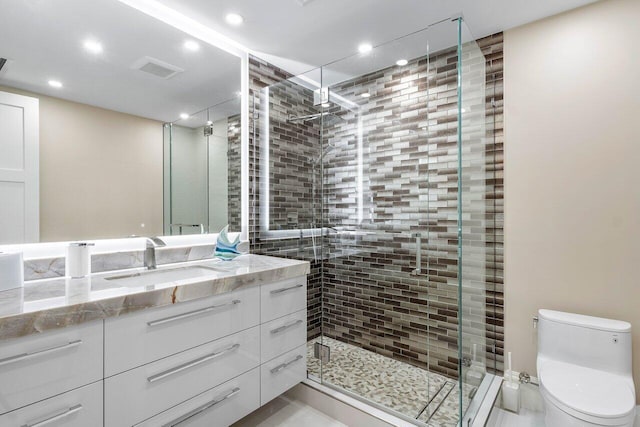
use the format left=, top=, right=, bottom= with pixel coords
left=0, top=0, right=241, bottom=243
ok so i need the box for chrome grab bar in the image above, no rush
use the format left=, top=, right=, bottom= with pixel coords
left=270, top=354, right=303, bottom=374
left=270, top=319, right=303, bottom=335
left=22, top=404, right=83, bottom=427
left=147, top=300, right=241, bottom=327
left=161, top=387, right=240, bottom=427
left=270, top=284, right=303, bottom=295
left=147, top=343, right=240, bottom=383
left=0, top=340, right=82, bottom=367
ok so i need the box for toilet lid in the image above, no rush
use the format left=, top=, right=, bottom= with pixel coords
left=539, top=361, right=636, bottom=420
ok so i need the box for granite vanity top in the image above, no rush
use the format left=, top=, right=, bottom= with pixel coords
left=0, top=254, right=310, bottom=341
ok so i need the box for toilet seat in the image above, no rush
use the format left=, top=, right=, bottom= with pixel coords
left=539, top=361, right=636, bottom=426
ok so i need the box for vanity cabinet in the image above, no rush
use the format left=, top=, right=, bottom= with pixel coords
left=103, top=276, right=307, bottom=426
left=0, top=274, right=308, bottom=427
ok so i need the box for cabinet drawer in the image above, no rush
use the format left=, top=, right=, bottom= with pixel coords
left=134, top=367, right=260, bottom=427
left=0, top=381, right=102, bottom=427
left=261, top=344, right=307, bottom=406
left=260, top=277, right=306, bottom=323
left=0, top=321, right=103, bottom=414
left=261, top=309, right=307, bottom=362
left=105, top=326, right=260, bottom=427
left=105, top=285, right=260, bottom=376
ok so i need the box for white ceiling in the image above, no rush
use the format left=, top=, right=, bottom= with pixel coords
left=0, top=0, right=240, bottom=124
left=153, top=0, right=598, bottom=75
left=0, top=0, right=598, bottom=122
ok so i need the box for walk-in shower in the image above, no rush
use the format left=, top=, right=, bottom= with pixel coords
left=251, top=16, right=503, bottom=426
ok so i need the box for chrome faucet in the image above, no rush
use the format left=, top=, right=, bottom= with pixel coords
left=144, top=237, right=166, bottom=270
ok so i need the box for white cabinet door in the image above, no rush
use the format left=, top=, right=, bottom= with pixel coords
left=0, top=321, right=103, bottom=414
left=104, top=285, right=260, bottom=376
left=0, top=91, right=39, bottom=243
left=261, top=309, right=307, bottom=362
left=134, top=368, right=260, bottom=427
left=0, top=381, right=102, bottom=427
left=105, top=326, right=260, bottom=427
left=260, top=344, right=307, bottom=406
left=260, top=276, right=307, bottom=323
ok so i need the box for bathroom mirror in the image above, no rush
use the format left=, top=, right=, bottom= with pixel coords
left=0, top=0, right=245, bottom=243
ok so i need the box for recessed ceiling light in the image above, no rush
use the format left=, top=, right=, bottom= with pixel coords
left=83, top=39, right=103, bottom=54
left=225, top=13, right=244, bottom=25
left=206, top=120, right=213, bottom=125
left=360, top=93, right=370, bottom=98
left=358, top=43, right=373, bottom=54
left=321, top=103, right=330, bottom=108
left=184, top=40, right=200, bottom=51
left=179, top=113, right=189, bottom=120
left=396, top=59, right=408, bottom=66
left=48, top=80, right=63, bottom=88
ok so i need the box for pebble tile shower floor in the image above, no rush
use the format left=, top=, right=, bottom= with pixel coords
left=307, top=337, right=474, bottom=427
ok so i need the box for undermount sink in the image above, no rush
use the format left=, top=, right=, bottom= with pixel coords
left=104, top=265, right=220, bottom=287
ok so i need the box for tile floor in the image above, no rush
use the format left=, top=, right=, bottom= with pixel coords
left=487, top=408, right=545, bottom=427
left=306, top=337, right=475, bottom=427
left=232, top=394, right=347, bottom=427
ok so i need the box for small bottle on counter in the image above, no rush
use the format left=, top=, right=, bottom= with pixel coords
left=66, top=243, right=95, bottom=279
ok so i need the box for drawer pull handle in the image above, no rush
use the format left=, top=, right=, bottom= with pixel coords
left=147, top=343, right=240, bottom=383
left=270, top=319, right=303, bottom=335
left=22, top=404, right=83, bottom=427
left=270, top=284, right=303, bottom=294
left=147, top=300, right=241, bottom=327
left=270, top=354, right=304, bottom=374
left=0, top=340, right=82, bottom=367
left=161, top=387, right=240, bottom=427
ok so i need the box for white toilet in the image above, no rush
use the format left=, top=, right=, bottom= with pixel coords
left=537, top=309, right=636, bottom=427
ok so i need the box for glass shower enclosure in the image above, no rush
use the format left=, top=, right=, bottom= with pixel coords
left=253, top=16, right=500, bottom=426
left=163, top=98, right=241, bottom=236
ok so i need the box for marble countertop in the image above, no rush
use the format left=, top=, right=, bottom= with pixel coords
left=0, top=254, right=310, bottom=341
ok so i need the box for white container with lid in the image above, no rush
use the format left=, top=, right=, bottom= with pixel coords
left=66, top=243, right=95, bottom=278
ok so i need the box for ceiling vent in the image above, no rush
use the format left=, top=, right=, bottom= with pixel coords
left=132, top=56, right=183, bottom=79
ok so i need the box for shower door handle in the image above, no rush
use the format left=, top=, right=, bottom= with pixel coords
left=411, top=232, right=422, bottom=276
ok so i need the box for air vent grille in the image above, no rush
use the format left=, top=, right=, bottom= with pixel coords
left=132, top=56, right=183, bottom=80
left=0, top=58, right=8, bottom=73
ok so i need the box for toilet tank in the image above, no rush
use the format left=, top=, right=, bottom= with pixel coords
left=537, top=309, right=632, bottom=376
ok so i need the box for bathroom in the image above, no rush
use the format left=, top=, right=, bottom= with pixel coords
left=0, top=0, right=637, bottom=426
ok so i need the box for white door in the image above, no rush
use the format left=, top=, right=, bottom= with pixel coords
left=0, top=91, right=39, bottom=243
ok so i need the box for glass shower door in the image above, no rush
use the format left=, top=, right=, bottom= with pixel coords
left=457, top=17, right=498, bottom=424
left=317, top=21, right=454, bottom=425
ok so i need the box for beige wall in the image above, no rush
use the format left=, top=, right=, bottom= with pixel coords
left=0, top=86, right=163, bottom=241
left=504, top=0, right=640, bottom=399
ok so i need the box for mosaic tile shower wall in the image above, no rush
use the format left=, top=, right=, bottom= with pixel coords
left=248, top=56, right=323, bottom=339
left=227, top=114, right=241, bottom=231
left=248, top=33, right=504, bottom=377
